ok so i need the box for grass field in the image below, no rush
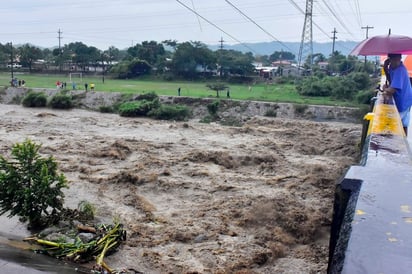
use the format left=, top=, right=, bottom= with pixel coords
left=0, top=72, right=359, bottom=107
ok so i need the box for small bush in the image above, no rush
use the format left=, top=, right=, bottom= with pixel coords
left=207, top=100, right=220, bottom=116
left=49, top=93, right=73, bottom=109
left=77, top=200, right=95, bottom=220
left=0, top=139, right=67, bottom=228
left=356, top=89, right=376, bottom=105
left=200, top=115, right=214, bottom=123
left=296, top=77, right=333, bottom=97
left=148, top=104, right=190, bottom=121
left=99, top=105, right=115, bottom=113
left=118, top=99, right=160, bottom=117
left=136, top=92, right=159, bottom=101
left=293, top=104, right=308, bottom=114
left=265, top=109, right=277, bottom=117
left=22, top=92, right=47, bottom=107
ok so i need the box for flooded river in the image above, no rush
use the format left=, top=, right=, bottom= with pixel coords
left=0, top=216, right=85, bottom=274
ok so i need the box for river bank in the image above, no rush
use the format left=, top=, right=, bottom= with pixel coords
left=0, top=88, right=362, bottom=273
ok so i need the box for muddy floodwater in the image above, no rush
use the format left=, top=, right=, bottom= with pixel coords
left=0, top=103, right=361, bottom=273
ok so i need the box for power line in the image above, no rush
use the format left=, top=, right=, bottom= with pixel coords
left=224, top=0, right=294, bottom=53
left=319, top=0, right=354, bottom=38
left=287, top=0, right=330, bottom=39
left=175, top=0, right=257, bottom=54
left=190, top=0, right=202, bottom=32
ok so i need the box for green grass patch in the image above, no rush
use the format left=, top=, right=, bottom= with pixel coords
left=0, top=73, right=362, bottom=107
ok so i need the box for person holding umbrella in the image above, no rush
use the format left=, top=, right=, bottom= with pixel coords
left=382, top=53, right=412, bottom=135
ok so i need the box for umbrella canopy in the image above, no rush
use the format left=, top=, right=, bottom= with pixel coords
left=350, top=34, right=412, bottom=56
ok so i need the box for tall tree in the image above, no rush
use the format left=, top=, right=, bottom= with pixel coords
left=19, top=44, right=43, bottom=72
left=171, top=41, right=216, bottom=79
left=218, top=49, right=254, bottom=76
left=127, top=41, right=165, bottom=68
left=269, top=51, right=296, bottom=62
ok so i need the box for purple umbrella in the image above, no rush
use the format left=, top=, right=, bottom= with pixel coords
left=350, top=34, right=412, bottom=56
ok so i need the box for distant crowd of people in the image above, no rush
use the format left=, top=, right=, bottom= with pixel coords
left=55, top=80, right=95, bottom=91
left=10, top=77, right=26, bottom=87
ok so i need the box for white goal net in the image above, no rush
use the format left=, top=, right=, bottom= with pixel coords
left=69, top=73, right=83, bottom=83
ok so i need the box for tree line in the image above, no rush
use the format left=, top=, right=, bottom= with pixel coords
left=0, top=40, right=377, bottom=82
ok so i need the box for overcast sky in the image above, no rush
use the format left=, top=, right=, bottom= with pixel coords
left=0, top=0, right=411, bottom=54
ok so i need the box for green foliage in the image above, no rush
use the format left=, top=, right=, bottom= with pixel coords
left=347, top=72, right=371, bottom=90
left=206, top=83, right=228, bottom=97
left=99, top=105, right=115, bottom=113
left=296, top=76, right=333, bottom=97
left=118, top=99, right=160, bottom=117
left=207, top=100, right=220, bottom=116
left=293, top=104, right=309, bottom=114
left=356, top=89, right=376, bottom=105
left=110, top=59, right=152, bottom=79
left=136, top=91, right=159, bottom=101
left=264, top=109, right=277, bottom=117
left=22, top=91, right=47, bottom=107
left=296, top=72, right=373, bottom=101
left=77, top=200, right=95, bottom=220
left=49, top=93, right=73, bottom=109
left=0, top=139, right=67, bottom=228
left=148, top=104, right=190, bottom=121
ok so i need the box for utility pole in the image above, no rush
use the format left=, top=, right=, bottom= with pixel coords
left=10, top=42, right=13, bottom=82
left=219, top=37, right=224, bottom=77
left=331, top=28, right=338, bottom=56
left=219, top=37, right=224, bottom=51
left=361, top=25, right=373, bottom=68
left=58, top=29, right=63, bottom=72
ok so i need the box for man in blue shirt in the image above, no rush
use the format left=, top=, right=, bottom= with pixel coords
left=383, top=53, right=412, bottom=136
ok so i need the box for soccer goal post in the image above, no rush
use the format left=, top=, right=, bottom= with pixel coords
left=69, top=73, right=83, bottom=83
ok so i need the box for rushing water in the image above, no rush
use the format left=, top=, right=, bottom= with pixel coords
left=0, top=238, right=87, bottom=274
left=0, top=216, right=88, bottom=274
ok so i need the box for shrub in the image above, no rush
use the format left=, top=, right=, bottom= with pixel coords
left=22, top=92, right=47, bottom=107
left=293, top=104, right=308, bottom=114
left=348, top=72, right=371, bottom=90
left=118, top=99, right=160, bottom=117
left=49, top=93, right=73, bottom=109
left=296, top=76, right=333, bottom=97
left=99, top=105, right=115, bottom=113
left=265, top=109, right=277, bottom=117
left=207, top=100, right=220, bottom=116
left=77, top=200, right=95, bottom=220
left=356, top=89, right=376, bottom=105
left=0, top=139, right=67, bottom=228
left=148, top=104, right=190, bottom=121
left=136, top=91, right=159, bottom=101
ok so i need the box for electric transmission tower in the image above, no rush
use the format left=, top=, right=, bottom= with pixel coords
left=297, top=0, right=313, bottom=74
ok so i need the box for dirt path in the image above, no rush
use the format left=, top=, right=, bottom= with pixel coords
left=0, top=104, right=361, bottom=273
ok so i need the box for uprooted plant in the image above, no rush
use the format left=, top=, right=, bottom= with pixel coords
left=0, top=139, right=127, bottom=273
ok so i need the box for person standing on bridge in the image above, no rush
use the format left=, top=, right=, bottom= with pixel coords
left=383, top=53, right=412, bottom=136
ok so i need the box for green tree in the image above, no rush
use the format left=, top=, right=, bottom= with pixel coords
left=218, top=49, right=254, bottom=76
left=104, top=46, right=121, bottom=64
left=0, top=140, right=67, bottom=228
left=269, top=51, right=296, bottom=62
left=19, top=44, right=43, bottom=72
left=0, top=43, right=13, bottom=66
left=171, top=41, right=216, bottom=79
left=110, top=58, right=152, bottom=79
left=206, top=82, right=228, bottom=97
